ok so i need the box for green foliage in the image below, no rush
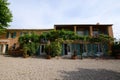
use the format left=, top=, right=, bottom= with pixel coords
left=19, top=33, right=39, bottom=56
left=50, top=40, right=62, bottom=57
left=112, top=41, right=120, bottom=56
left=0, top=0, right=12, bottom=34
left=89, top=34, right=114, bottom=55
left=19, top=34, right=31, bottom=47
left=45, top=44, right=51, bottom=55
left=40, top=30, right=114, bottom=57
left=99, top=34, right=114, bottom=43
left=112, top=41, right=120, bottom=50
left=89, top=34, right=113, bottom=43
left=40, top=29, right=76, bottom=41
left=45, top=39, right=62, bottom=57
left=23, top=44, right=29, bottom=56
left=31, top=33, right=39, bottom=42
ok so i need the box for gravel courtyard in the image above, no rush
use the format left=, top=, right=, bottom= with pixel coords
left=0, top=55, right=120, bottom=80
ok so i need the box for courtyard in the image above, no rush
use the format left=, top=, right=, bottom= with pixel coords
left=0, top=55, right=120, bottom=80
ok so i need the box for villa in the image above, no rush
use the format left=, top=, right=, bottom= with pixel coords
left=0, top=23, right=113, bottom=56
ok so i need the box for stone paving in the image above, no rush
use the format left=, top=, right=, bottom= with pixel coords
left=0, top=55, right=120, bottom=80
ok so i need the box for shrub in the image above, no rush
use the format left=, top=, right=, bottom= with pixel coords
left=45, top=40, right=62, bottom=57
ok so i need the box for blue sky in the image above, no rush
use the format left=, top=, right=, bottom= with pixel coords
left=8, top=0, right=120, bottom=39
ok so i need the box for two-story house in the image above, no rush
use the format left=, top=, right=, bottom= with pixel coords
left=0, top=23, right=113, bottom=56
left=54, top=24, right=113, bottom=56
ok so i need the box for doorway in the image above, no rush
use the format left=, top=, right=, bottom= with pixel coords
left=64, top=44, right=67, bottom=55
left=64, top=44, right=71, bottom=55
left=5, top=44, right=8, bottom=54
left=40, top=45, right=45, bottom=55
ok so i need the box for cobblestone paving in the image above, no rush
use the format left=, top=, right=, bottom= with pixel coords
left=0, top=55, right=120, bottom=80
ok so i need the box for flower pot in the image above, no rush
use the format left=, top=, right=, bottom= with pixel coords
left=23, top=54, right=29, bottom=58
left=46, top=55, right=51, bottom=59
left=71, top=55, right=77, bottom=59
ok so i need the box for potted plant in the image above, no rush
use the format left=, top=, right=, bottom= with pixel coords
left=45, top=44, right=51, bottom=59
left=71, top=50, right=77, bottom=59
left=46, top=47, right=51, bottom=59
left=51, top=41, right=62, bottom=59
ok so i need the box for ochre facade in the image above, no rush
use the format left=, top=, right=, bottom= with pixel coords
left=0, top=24, right=113, bottom=56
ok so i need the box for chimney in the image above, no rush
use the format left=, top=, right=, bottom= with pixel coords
left=96, top=22, right=100, bottom=25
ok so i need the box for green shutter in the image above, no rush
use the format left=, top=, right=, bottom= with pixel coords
left=6, top=32, right=9, bottom=38
left=36, top=46, right=40, bottom=55
left=77, top=44, right=80, bottom=55
left=93, top=44, right=97, bottom=55
left=62, top=44, right=64, bottom=55
left=89, top=44, right=94, bottom=56
left=87, top=44, right=91, bottom=56
left=104, top=43, right=108, bottom=55
left=13, top=32, right=16, bottom=38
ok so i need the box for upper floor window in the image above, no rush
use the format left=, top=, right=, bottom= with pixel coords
left=6, top=32, right=16, bottom=38
left=77, top=30, right=89, bottom=36
left=11, top=32, right=16, bottom=38
left=93, top=31, right=99, bottom=37
left=77, top=31, right=84, bottom=36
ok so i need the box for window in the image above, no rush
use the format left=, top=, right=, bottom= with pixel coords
left=11, top=32, right=16, bottom=38
left=13, top=32, right=16, bottom=38
left=77, top=31, right=84, bottom=36
left=93, top=31, right=99, bottom=37
left=20, top=32, right=23, bottom=36
left=84, top=30, right=89, bottom=36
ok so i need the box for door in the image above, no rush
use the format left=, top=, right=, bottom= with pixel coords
left=5, top=44, right=8, bottom=54
left=64, top=44, right=71, bottom=55
left=64, top=44, right=67, bottom=55
left=40, top=45, right=45, bottom=55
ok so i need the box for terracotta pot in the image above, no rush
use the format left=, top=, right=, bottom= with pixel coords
left=47, top=55, right=51, bottom=59
left=23, top=54, right=29, bottom=58
left=71, top=55, right=77, bottom=59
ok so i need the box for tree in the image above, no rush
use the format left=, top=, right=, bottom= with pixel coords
left=0, top=0, right=12, bottom=34
left=19, top=33, right=39, bottom=57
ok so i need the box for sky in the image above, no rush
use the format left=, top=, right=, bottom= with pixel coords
left=8, top=0, right=120, bottom=39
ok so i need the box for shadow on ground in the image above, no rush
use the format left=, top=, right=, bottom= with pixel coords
left=59, top=68, right=120, bottom=80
